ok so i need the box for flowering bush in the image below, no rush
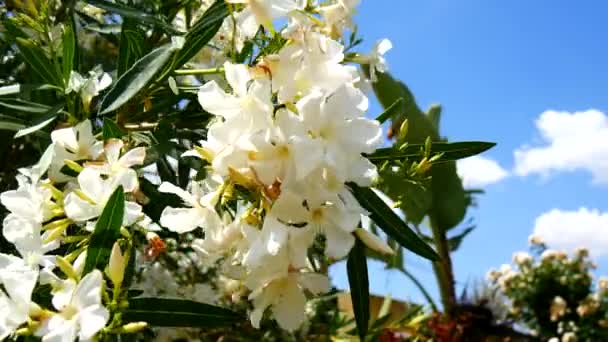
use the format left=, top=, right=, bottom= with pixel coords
left=488, top=237, right=608, bottom=341
left=0, top=0, right=495, bottom=340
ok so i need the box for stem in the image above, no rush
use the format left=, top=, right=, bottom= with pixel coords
left=429, top=216, right=457, bottom=317
left=399, top=267, right=438, bottom=312
left=173, top=67, right=225, bottom=76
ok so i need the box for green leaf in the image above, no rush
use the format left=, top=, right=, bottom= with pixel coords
left=347, top=239, right=370, bottom=341
left=84, top=0, right=180, bottom=34
left=375, top=97, right=403, bottom=124
left=102, top=119, right=124, bottom=140
left=348, top=183, right=439, bottom=261
left=0, top=99, right=51, bottom=114
left=14, top=103, right=63, bottom=138
left=448, top=226, right=474, bottom=252
left=430, top=161, right=467, bottom=231
left=370, top=69, right=437, bottom=142
left=99, top=44, right=175, bottom=115
left=0, top=121, right=26, bottom=131
left=62, top=22, right=77, bottom=81
left=0, top=84, right=21, bottom=96
left=122, top=298, right=243, bottom=327
left=118, top=19, right=146, bottom=77
left=371, top=71, right=479, bottom=231
left=367, top=141, right=496, bottom=163
left=427, top=104, right=442, bottom=130
left=15, top=38, right=62, bottom=87
left=83, top=186, right=125, bottom=275
left=171, top=1, right=229, bottom=71
left=377, top=174, right=431, bottom=225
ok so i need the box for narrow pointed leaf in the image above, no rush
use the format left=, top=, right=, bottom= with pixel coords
left=0, top=99, right=51, bottom=114
left=15, top=38, right=62, bottom=87
left=369, top=69, right=437, bottom=142
left=0, top=121, right=26, bottom=131
left=0, top=84, right=21, bottom=96
left=171, top=1, right=229, bottom=70
left=118, top=19, right=146, bottom=77
left=84, top=0, right=180, bottom=34
left=367, top=141, right=496, bottom=163
left=375, top=97, right=403, bottom=124
left=99, top=44, right=175, bottom=114
left=448, top=226, right=475, bottom=252
left=123, top=298, right=243, bottom=327
left=347, top=239, right=369, bottom=341
left=102, top=119, right=124, bottom=140
left=62, top=23, right=77, bottom=81
left=348, top=183, right=439, bottom=260
left=14, top=103, right=63, bottom=138
left=83, top=186, right=125, bottom=275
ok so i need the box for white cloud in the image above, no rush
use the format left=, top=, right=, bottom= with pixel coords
left=533, top=207, right=608, bottom=257
left=457, top=155, right=509, bottom=188
left=514, top=109, right=608, bottom=184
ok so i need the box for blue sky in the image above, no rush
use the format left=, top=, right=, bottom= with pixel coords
left=330, top=0, right=608, bottom=306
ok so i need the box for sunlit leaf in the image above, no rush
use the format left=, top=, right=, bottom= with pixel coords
left=348, top=183, right=439, bottom=260
left=83, top=186, right=125, bottom=275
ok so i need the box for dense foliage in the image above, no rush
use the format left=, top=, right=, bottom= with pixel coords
left=0, top=0, right=508, bottom=341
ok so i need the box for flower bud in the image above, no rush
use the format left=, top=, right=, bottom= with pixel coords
left=121, top=322, right=148, bottom=333
left=56, top=255, right=79, bottom=280
left=354, top=228, right=394, bottom=255
left=108, top=242, right=126, bottom=286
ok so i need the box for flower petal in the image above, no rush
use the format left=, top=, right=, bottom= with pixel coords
left=198, top=81, right=242, bottom=119
left=77, top=305, right=109, bottom=340
left=159, top=207, right=204, bottom=233
left=272, top=277, right=306, bottom=331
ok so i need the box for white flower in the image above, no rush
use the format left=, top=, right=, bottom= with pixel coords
left=245, top=109, right=323, bottom=186
left=50, top=120, right=103, bottom=182
left=528, top=234, right=544, bottom=245
left=362, top=38, right=392, bottom=82
left=0, top=254, right=38, bottom=340
left=66, top=69, right=112, bottom=112
left=192, top=215, right=254, bottom=262
left=245, top=189, right=362, bottom=268
left=541, top=249, right=559, bottom=262
left=248, top=270, right=329, bottom=331
left=86, top=139, right=146, bottom=192
left=3, top=214, right=58, bottom=268
left=64, top=168, right=142, bottom=224
left=297, top=85, right=381, bottom=180
left=198, top=62, right=272, bottom=127
left=0, top=181, right=54, bottom=224
left=266, top=25, right=354, bottom=103
left=226, top=0, right=304, bottom=40
left=37, top=270, right=109, bottom=342
left=318, top=0, right=360, bottom=37
left=550, top=296, right=568, bottom=321
left=512, top=251, right=532, bottom=266
left=158, top=181, right=222, bottom=233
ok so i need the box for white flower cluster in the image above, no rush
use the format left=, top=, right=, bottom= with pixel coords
left=0, top=0, right=395, bottom=338
left=156, top=0, right=392, bottom=331
left=488, top=239, right=608, bottom=340
left=0, top=120, right=157, bottom=340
